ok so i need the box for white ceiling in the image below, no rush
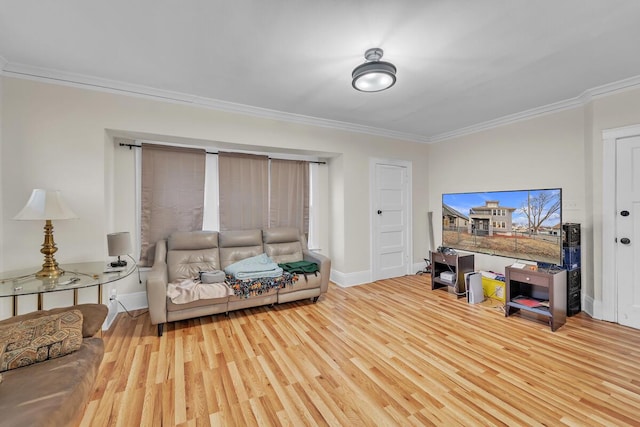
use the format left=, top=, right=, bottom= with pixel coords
left=2, top=0, right=640, bottom=143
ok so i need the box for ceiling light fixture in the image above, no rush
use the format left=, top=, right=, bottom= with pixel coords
left=352, top=48, right=397, bottom=92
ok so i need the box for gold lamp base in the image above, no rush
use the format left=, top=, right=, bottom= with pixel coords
left=35, top=265, right=64, bottom=279
left=35, top=219, right=64, bottom=278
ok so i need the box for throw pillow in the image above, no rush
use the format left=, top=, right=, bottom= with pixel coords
left=0, top=309, right=83, bottom=372
left=199, top=270, right=226, bottom=284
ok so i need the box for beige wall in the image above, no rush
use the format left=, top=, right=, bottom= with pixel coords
left=428, top=107, right=586, bottom=271
left=429, top=87, right=640, bottom=316
left=0, top=77, right=430, bottom=293
left=4, top=75, right=640, bottom=317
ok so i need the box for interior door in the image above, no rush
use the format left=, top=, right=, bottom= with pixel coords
left=372, top=161, right=410, bottom=281
left=616, top=135, right=640, bottom=328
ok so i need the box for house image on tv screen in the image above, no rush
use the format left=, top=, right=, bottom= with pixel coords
left=442, top=204, right=469, bottom=231
left=441, top=188, right=563, bottom=265
left=468, top=200, right=516, bottom=236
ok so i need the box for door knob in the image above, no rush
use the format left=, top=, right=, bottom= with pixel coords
left=377, top=210, right=382, bottom=215
left=621, top=238, right=631, bottom=244
left=621, top=210, right=630, bottom=217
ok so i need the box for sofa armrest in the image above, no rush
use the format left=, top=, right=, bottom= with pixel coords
left=303, top=250, right=331, bottom=294
left=146, top=239, right=168, bottom=326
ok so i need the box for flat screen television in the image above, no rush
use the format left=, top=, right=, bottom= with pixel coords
left=442, top=188, right=562, bottom=265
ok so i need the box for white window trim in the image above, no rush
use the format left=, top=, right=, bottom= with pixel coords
left=308, top=163, right=320, bottom=250
left=202, top=154, right=220, bottom=231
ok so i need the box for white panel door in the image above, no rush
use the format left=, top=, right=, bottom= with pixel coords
left=617, top=136, right=640, bottom=328
left=373, top=162, right=409, bottom=280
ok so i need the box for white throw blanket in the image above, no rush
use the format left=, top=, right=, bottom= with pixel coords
left=167, top=279, right=234, bottom=304
left=224, top=253, right=283, bottom=279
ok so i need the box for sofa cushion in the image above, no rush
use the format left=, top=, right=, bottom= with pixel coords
left=228, top=286, right=278, bottom=302
left=168, top=230, right=219, bottom=250
left=219, top=229, right=263, bottom=269
left=0, top=310, right=83, bottom=372
left=168, top=248, right=220, bottom=282
left=0, top=337, right=104, bottom=427
left=167, top=295, right=229, bottom=312
left=264, top=241, right=304, bottom=263
left=262, top=227, right=304, bottom=263
left=262, top=227, right=301, bottom=244
left=278, top=273, right=322, bottom=294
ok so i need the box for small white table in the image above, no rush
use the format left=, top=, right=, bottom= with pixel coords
left=0, top=261, right=137, bottom=316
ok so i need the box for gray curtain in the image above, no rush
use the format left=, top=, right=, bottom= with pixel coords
left=270, top=159, right=309, bottom=235
left=139, top=144, right=206, bottom=266
left=218, top=152, right=269, bottom=230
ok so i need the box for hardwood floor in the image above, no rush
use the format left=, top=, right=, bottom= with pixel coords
left=80, top=275, right=640, bottom=426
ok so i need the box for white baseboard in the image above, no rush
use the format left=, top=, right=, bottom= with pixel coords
left=117, top=291, right=149, bottom=312
left=330, top=269, right=372, bottom=287
left=101, top=291, right=149, bottom=330
left=585, top=294, right=597, bottom=319
left=103, top=298, right=119, bottom=330
left=413, top=261, right=429, bottom=274
left=331, top=263, right=428, bottom=287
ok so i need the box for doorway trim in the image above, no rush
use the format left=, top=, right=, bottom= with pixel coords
left=369, top=158, right=413, bottom=282
left=602, top=123, right=640, bottom=322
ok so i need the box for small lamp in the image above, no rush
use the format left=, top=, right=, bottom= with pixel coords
left=107, top=232, right=131, bottom=267
left=13, top=189, right=78, bottom=278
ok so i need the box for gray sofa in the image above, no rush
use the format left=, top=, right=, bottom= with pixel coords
left=146, top=227, right=331, bottom=336
left=0, top=303, right=107, bottom=427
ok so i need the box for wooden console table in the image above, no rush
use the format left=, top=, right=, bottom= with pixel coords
left=505, top=266, right=567, bottom=331
left=0, top=261, right=137, bottom=316
left=430, top=251, right=474, bottom=297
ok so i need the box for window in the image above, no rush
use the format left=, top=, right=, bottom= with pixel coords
left=269, top=158, right=309, bottom=232
left=218, top=152, right=269, bottom=230
left=133, top=142, right=317, bottom=264
left=138, top=144, right=206, bottom=266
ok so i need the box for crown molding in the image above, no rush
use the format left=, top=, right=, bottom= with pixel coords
left=581, top=73, right=640, bottom=100
left=3, top=61, right=640, bottom=145
left=428, top=74, right=640, bottom=143
left=0, top=62, right=430, bottom=144
left=427, top=97, right=584, bottom=143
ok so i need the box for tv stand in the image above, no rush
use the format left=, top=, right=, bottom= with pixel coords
left=430, top=251, right=474, bottom=298
left=505, top=266, right=567, bottom=331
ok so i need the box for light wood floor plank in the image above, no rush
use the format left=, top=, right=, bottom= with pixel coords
left=81, top=276, right=640, bottom=426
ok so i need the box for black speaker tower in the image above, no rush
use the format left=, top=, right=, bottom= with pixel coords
left=562, top=223, right=581, bottom=316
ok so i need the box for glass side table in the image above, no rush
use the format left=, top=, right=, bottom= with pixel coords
left=0, top=261, right=137, bottom=316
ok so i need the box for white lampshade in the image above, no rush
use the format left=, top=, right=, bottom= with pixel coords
left=107, top=232, right=132, bottom=256
left=13, top=189, right=77, bottom=278
left=13, top=189, right=78, bottom=220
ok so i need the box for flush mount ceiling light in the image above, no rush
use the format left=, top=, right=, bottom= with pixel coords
left=352, top=48, right=397, bottom=92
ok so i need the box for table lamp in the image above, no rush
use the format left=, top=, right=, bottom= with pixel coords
left=13, top=189, right=78, bottom=278
left=107, top=232, right=132, bottom=267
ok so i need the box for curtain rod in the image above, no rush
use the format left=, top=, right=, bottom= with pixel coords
left=119, top=142, right=326, bottom=164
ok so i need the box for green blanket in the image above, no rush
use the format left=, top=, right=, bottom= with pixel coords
left=278, top=261, right=319, bottom=279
